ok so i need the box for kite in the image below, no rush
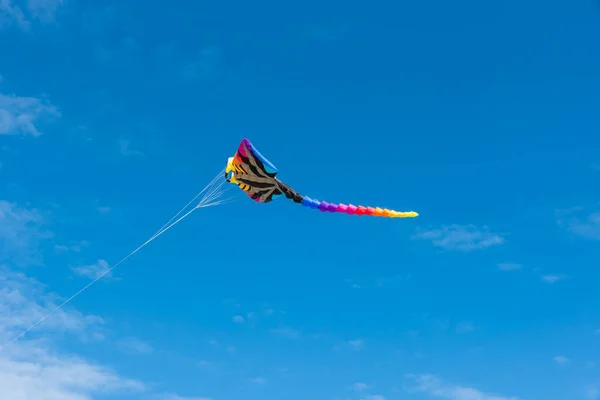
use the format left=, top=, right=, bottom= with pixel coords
left=225, top=138, right=418, bottom=218
left=0, top=137, right=418, bottom=354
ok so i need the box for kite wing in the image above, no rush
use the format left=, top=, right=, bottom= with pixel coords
left=225, top=138, right=419, bottom=218
left=225, top=138, right=284, bottom=203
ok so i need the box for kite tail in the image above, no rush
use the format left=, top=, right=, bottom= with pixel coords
left=276, top=180, right=418, bottom=219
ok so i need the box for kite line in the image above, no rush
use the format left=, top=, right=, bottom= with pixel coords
left=0, top=169, right=236, bottom=353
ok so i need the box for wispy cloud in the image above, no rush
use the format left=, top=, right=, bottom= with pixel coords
left=71, top=259, right=114, bottom=280
left=344, top=278, right=362, bottom=289
left=497, top=262, right=522, bottom=271
left=541, top=274, right=567, bottom=284
left=553, top=355, right=571, bottom=365
left=117, top=337, right=154, bottom=355
left=162, top=394, right=214, bottom=400
left=118, top=139, right=144, bottom=157
left=0, top=0, right=64, bottom=29
left=0, top=200, right=153, bottom=399
left=232, top=315, right=245, bottom=324
left=362, top=396, right=385, bottom=400
left=0, top=201, right=210, bottom=400
left=196, top=360, right=213, bottom=370
left=26, top=0, right=64, bottom=23
left=0, top=0, right=29, bottom=29
left=351, top=382, right=370, bottom=391
left=455, top=321, right=476, bottom=334
left=0, top=269, right=145, bottom=400
left=348, top=339, right=365, bottom=351
left=0, top=269, right=107, bottom=346
left=54, top=240, right=88, bottom=254
left=97, top=206, right=111, bottom=214
left=556, top=207, right=600, bottom=241
left=0, top=200, right=52, bottom=265
left=587, top=385, right=600, bottom=400
left=0, top=90, right=60, bottom=136
left=0, top=351, right=145, bottom=400
left=405, top=374, right=520, bottom=400
left=413, top=224, right=504, bottom=251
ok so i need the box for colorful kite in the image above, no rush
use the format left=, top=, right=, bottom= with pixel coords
left=225, top=138, right=418, bottom=218
left=0, top=137, right=419, bottom=353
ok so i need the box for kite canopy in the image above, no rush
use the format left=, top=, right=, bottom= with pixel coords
left=225, top=138, right=418, bottom=218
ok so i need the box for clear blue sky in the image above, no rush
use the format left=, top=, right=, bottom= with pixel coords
left=1, top=1, right=600, bottom=400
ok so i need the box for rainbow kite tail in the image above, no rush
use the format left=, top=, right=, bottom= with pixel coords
left=299, top=196, right=418, bottom=218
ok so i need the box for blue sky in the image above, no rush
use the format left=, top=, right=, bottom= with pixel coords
left=1, top=0, right=600, bottom=399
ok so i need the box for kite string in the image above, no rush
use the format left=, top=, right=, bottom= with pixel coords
left=198, top=176, right=228, bottom=207
left=0, top=206, right=198, bottom=353
left=0, top=171, right=229, bottom=354
left=150, top=168, right=225, bottom=241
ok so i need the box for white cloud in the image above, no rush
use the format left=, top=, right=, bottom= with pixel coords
left=587, top=385, right=600, bottom=400
left=455, top=322, right=476, bottom=334
left=0, top=200, right=180, bottom=400
left=54, top=241, right=87, bottom=254
left=117, top=337, right=153, bottom=355
left=118, top=139, right=144, bottom=157
left=405, top=374, right=519, bottom=400
left=413, top=224, right=504, bottom=251
left=264, top=309, right=274, bottom=315
left=553, top=355, right=571, bottom=365
left=232, top=315, right=245, bottom=324
left=556, top=207, right=600, bottom=241
left=0, top=91, right=60, bottom=136
left=71, top=259, right=114, bottom=280
left=0, top=0, right=28, bottom=29
left=541, top=274, right=567, bottom=284
left=497, top=263, right=521, bottom=271
left=96, top=206, right=111, bottom=214
left=27, top=0, right=64, bottom=23
left=0, top=269, right=105, bottom=343
left=351, top=382, right=370, bottom=391
left=0, top=0, right=64, bottom=29
left=0, top=200, right=52, bottom=265
left=348, top=339, right=365, bottom=351
left=0, top=269, right=146, bottom=400
left=162, top=394, right=213, bottom=400
left=196, top=360, right=212, bottom=369
left=362, top=396, right=385, bottom=400
left=0, top=352, right=145, bottom=400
